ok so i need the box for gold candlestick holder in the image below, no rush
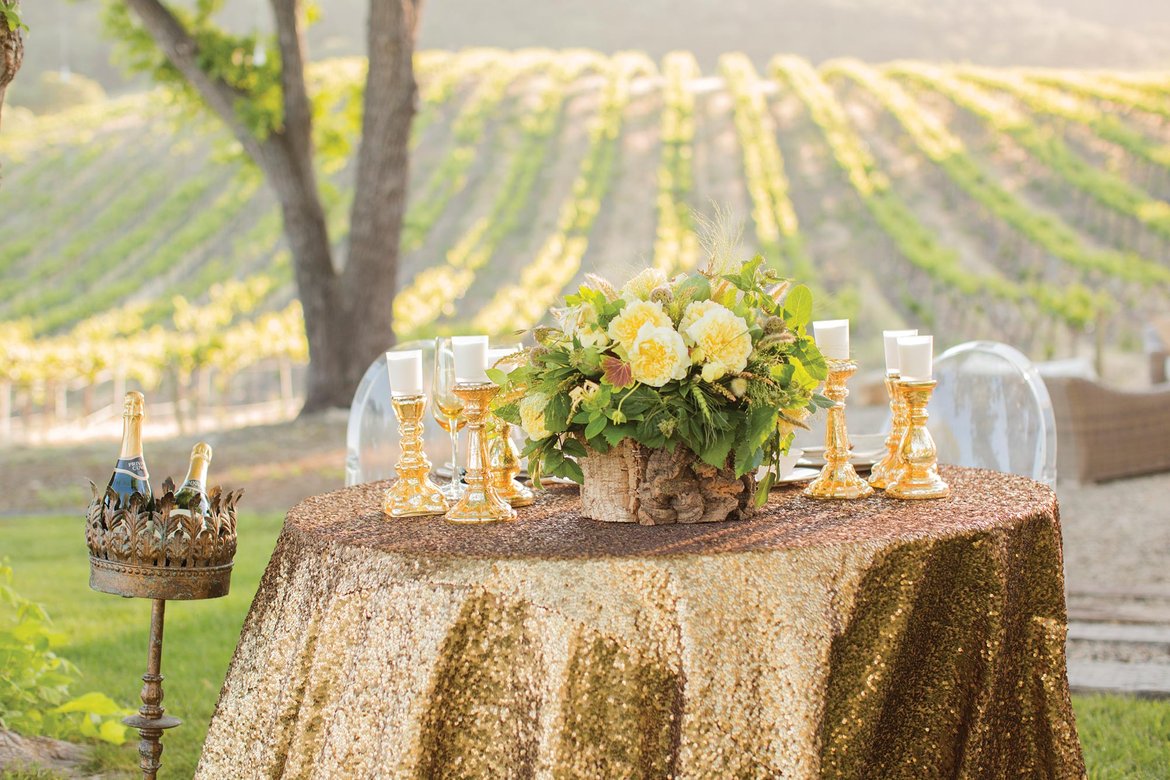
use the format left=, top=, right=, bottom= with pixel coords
left=384, top=394, right=449, bottom=518
left=446, top=382, right=517, bottom=523
left=868, top=372, right=910, bottom=490
left=885, top=379, right=950, bottom=500
left=488, top=417, right=536, bottom=508
left=805, top=358, right=875, bottom=500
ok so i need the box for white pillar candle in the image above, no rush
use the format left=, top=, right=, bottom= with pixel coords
left=813, top=319, right=850, bottom=360
left=386, top=350, right=424, bottom=396
left=452, top=335, right=490, bottom=382
left=897, top=335, right=934, bottom=381
left=487, top=346, right=520, bottom=363
left=883, top=329, right=919, bottom=374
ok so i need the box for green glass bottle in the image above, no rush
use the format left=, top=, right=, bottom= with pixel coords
left=106, top=391, right=152, bottom=509
left=173, top=442, right=213, bottom=517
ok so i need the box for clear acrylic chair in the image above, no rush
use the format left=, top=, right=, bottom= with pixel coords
left=345, top=340, right=451, bottom=486
left=931, top=341, right=1057, bottom=487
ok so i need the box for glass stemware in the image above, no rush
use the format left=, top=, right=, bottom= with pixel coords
left=432, top=337, right=467, bottom=499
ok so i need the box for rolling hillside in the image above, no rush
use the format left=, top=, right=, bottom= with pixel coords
left=2, top=49, right=1170, bottom=405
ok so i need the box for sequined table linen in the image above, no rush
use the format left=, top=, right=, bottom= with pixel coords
left=197, top=467, right=1084, bottom=779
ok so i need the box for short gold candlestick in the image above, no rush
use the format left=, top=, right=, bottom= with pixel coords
left=885, top=379, right=950, bottom=500
left=446, top=382, right=517, bottom=523
left=384, top=394, right=449, bottom=518
left=868, top=372, right=910, bottom=490
left=805, top=358, right=875, bottom=500
left=488, top=417, right=535, bottom=508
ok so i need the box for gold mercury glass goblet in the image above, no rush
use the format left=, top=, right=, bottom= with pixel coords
left=804, top=358, right=875, bottom=500
left=868, top=371, right=911, bottom=490
left=885, top=379, right=950, bottom=500
left=432, top=338, right=467, bottom=500
left=383, top=394, right=449, bottom=518
left=488, top=415, right=536, bottom=508
left=446, top=382, right=517, bottom=523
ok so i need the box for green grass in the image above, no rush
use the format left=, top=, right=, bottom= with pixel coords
left=1076, top=693, right=1170, bottom=779
left=0, top=513, right=284, bottom=778
left=1, top=514, right=1168, bottom=778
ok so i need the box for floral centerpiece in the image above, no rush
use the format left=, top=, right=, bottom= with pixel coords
left=490, top=256, right=831, bottom=524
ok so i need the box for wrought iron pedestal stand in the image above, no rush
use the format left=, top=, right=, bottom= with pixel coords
left=86, top=480, right=242, bottom=779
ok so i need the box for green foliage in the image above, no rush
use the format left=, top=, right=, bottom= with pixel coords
left=491, top=259, right=826, bottom=502
left=101, top=1, right=284, bottom=140
left=0, top=562, right=130, bottom=745
left=394, top=52, right=600, bottom=336
left=893, top=64, right=1170, bottom=242
left=1, top=0, right=27, bottom=34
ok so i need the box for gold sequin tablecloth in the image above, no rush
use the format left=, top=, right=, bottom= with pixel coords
left=196, top=467, right=1084, bottom=779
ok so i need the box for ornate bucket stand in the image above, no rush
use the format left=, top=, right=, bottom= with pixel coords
left=86, top=481, right=242, bottom=779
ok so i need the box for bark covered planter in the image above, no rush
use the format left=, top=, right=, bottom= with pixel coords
left=577, top=439, right=756, bottom=525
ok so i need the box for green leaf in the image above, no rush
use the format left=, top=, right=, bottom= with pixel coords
left=602, top=423, right=636, bottom=446
left=485, top=368, right=508, bottom=387
left=52, top=692, right=123, bottom=716
left=747, top=405, right=779, bottom=452
left=544, top=392, right=571, bottom=433
left=561, top=438, right=588, bottom=458
left=699, top=429, right=735, bottom=468
left=560, top=459, right=585, bottom=484
left=783, top=284, right=814, bottom=328
left=584, top=415, right=607, bottom=440
left=674, top=274, right=711, bottom=304
left=99, top=718, right=129, bottom=745
left=754, top=471, right=775, bottom=507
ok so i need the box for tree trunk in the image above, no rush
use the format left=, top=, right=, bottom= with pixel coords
left=0, top=0, right=24, bottom=133
left=124, top=0, right=421, bottom=412
left=319, top=0, right=421, bottom=411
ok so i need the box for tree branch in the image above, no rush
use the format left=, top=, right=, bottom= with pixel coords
left=123, top=0, right=267, bottom=164
left=344, top=0, right=421, bottom=297
left=268, top=0, right=315, bottom=171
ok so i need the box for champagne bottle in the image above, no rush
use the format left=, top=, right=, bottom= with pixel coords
left=173, top=442, right=213, bottom=517
left=106, top=391, right=152, bottom=509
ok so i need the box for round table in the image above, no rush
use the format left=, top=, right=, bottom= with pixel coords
left=197, top=467, right=1085, bottom=779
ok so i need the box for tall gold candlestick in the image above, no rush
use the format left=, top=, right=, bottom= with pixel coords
left=384, top=394, right=449, bottom=518
left=868, top=372, right=910, bottom=490
left=488, top=417, right=536, bottom=508
left=446, top=382, right=517, bottom=523
left=885, top=379, right=950, bottom=500
left=805, top=358, right=874, bottom=500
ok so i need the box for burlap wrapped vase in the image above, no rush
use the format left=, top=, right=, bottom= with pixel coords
left=577, top=439, right=756, bottom=525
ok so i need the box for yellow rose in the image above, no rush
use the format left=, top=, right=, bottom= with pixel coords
left=519, top=391, right=552, bottom=440
left=678, top=300, right=720, bottom=344
left=686, top=304, right=753, bottom=382
left=607, top=299, right=673, bottom=351
left=629, top=322, right=690, bottom=387
left=620, top=267, right=669, bottom=301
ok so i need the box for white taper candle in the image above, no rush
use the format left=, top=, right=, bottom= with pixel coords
left=897, top=335, right=934, bottom=381
left=883, top=329, right=919, bottom=374
left=385, top=350, right=423, bottom=396
left=813, top=319, right=850, bottom=360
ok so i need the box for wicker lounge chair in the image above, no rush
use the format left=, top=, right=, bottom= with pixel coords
left=1143, top=317, right=1170, bottom=385
left=1043, top=375, right=1170, bottom=483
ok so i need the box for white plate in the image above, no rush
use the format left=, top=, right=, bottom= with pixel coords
left=798, top=454, right=880, bottom=470
left=774, top=467, right=819, bottom=484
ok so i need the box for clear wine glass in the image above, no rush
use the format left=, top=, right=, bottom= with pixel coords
left=432, top=337, right=466, bottom=499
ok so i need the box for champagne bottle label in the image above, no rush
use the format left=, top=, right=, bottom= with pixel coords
left=112, top=457, right=150, bottom=480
